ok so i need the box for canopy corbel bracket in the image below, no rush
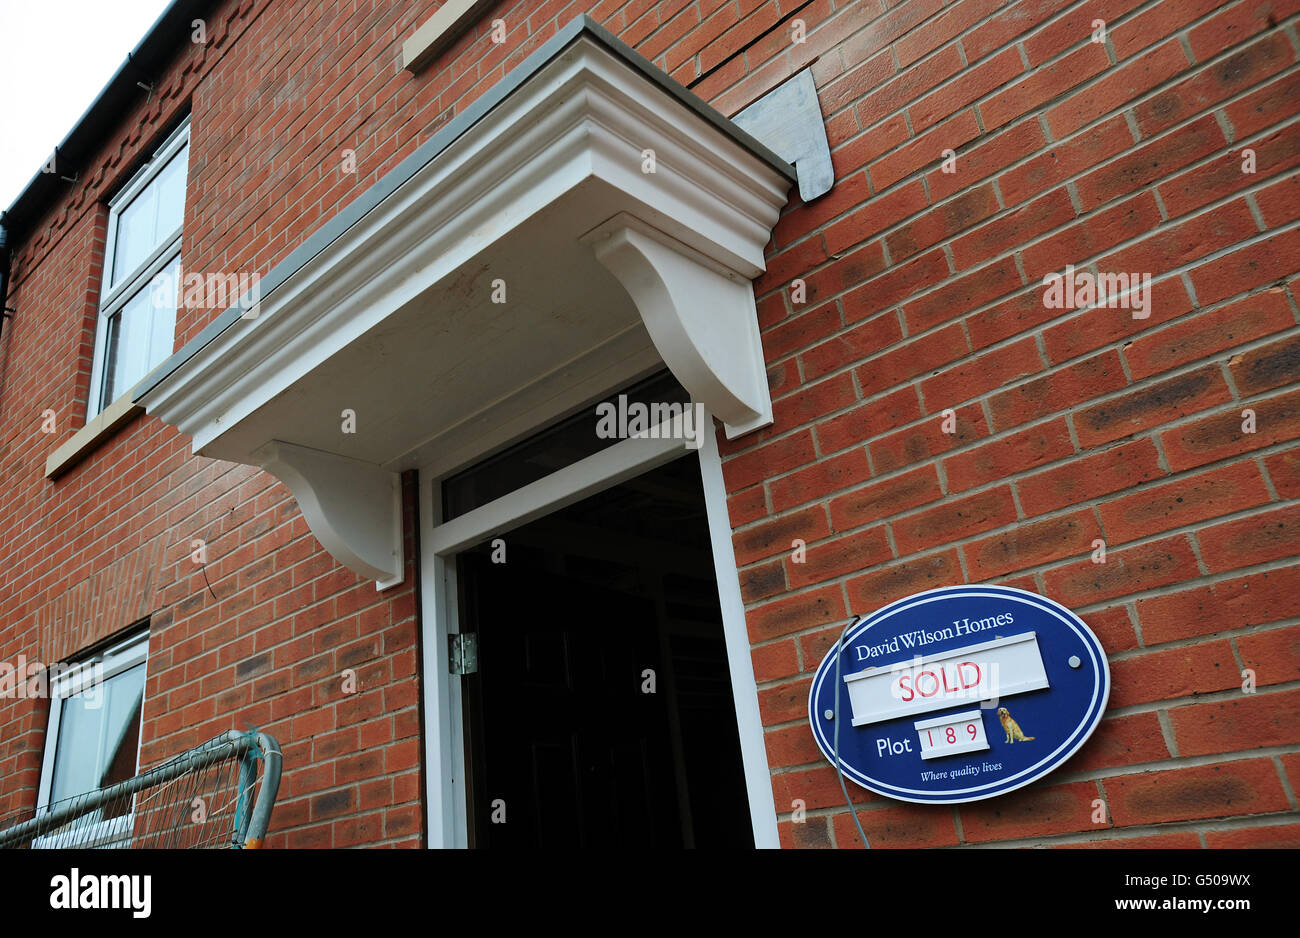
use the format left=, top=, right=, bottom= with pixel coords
left=253, top=441, right=404, bottom=590
left=582, top=213, right=773, bottom=439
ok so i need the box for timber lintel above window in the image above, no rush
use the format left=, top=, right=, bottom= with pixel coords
left=135, top=16, right=795, bottom=589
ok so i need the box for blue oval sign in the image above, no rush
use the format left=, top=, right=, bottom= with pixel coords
left=808, top=585, right=1110, bottom=804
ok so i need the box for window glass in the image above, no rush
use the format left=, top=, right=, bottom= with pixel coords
left=441, top=370, right=691, bottom=520
left=110, top=144, right=187, bottom=290
left=101, top=256, right=180, bottom=408
left=49, top=662, right=145, bottom=813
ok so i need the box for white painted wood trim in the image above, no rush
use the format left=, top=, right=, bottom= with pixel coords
left=698, top=420, right=780, bottom=848
left=253, top=441, right=403, bottom=588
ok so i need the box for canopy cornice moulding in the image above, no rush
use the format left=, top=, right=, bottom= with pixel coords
left=137, top=17, right=795, bottom=587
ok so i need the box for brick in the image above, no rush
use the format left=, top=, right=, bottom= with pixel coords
left=886, top=183, right=1000, bottom=264
left=799, top=310, right=904, bottom=381
left=1110, top=0, right=1227, bottom=60
left=1159, top=122, right=1300, bottom=221
left=1105, top=759, right=1291, bottom=826
left=1237, top=626, right=1300, bottom=688
left=817, top=385, right=924, bottom=455
left=856, top=323, right=970, bottom=398
left=1076, top=113, right=1227, bottom=210
left=920, top=338, right=1044, bottom=409
left=845, top=548, right=963, bottom=608
left=1080, top=603, right=1141, bottom=652
left=1123, top=289, right=1295, bottom=380
left=721, top=430, right=817, bottom=491
left=733, top=506, right=832, bottom=565
left=1161, top=388, right=1300, bottom=471
left=1204, top=824, right=1300, bottom=848
left=928, top=118, right=1046, bottom=203
left=1020, top=191, right=1164, bottom=283
left=1170, top=689, right=1300, bottom=757
left=758, top=677, right=814, bottom=724
left=869, top=401, right=989, bottom=474
left=988, top=350, right=1128, bottom=431
left=1042, top=534, right=1201, bottom=606
left=1186, top=0, right=1300, bottom=62
left=1255, top=171, right=1300, bottom=230
left=893, top=486, right=1019, bottom=557
left=1046, top=40, right=1190, bottom=138
left=747, top=585, right=846, bottom=643
left=895, top=0, right=1006, bottom=67
left=771, top=765, right=873, bottom=812
left=1229, top=332, right=1300, bottom=397
left=1101, top=198, right=1260, bottom=281
left=832, top=801, right=960, bottom=847
left=1069, top=711, right=1171, bottom=773
left=843, top=249, right=950, bottom=322
left=1136, top=565, right=1300, bottom=644
left=1264, top=447, right=1300, bottom=497
left=943, top=418, right=1074, bottom=493
left=871, top=109, right=982, bottom=190
left=1135, top=33, right=1295, bottom=138
left=764, top=723, right=826, bottom=768
left=981, top=43, right=1111, bottom=131
left=772, top=372, right=858, bottom=430
left=908, top=47, right=1024, bottom=133
left=1225, top=67, right=1300, bottom=138
left=965, top=509, right=1101, bottom=579
left=1041, top=276, right=1196, bottom=366
left=1072, top=364, right=1235, bottom=448
left=751, top=639, right=801, bottom=683
left=740, top=560, right=788, bottom=602
left=1064, top=832, right=1203, bottom=848
left=779, top=817, right=833, bottom=848
left=1097, top=461, right=1272, bottom=543
left=1196, top=502, right=1300, bottom=573
left=959, top=781, right=1102, bottom=842
left=951, top=188, right=1076, bottom=272
left=762, top=301, right=841, bottom=360
left=787, top=526, right=893, bottom=588
left=824, top=180, right=929, bottom=257
left=1189, top=226, right=1300, bottom=307
left=829, top=464, right=946, bottom=529
left=903, top=256, right=1023, bottom=333
left=1108, top=639, right=1239, bottom=708
left=770, top=448, right=872, bottom=512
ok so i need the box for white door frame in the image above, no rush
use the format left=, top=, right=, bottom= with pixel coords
left=417, top=412, right=779, bottom=848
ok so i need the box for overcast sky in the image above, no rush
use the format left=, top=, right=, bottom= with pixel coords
left=0, top=0, right=173, bottom=211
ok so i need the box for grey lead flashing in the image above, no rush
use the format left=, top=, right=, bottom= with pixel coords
left=135, top=14, right=794, bottom=403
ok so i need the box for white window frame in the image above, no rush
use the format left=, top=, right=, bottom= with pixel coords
left=417, top=408, right=779, bottom=849
left=87, top=119, right=190, bottom=420
left=34, top=628, right=150, bottom=848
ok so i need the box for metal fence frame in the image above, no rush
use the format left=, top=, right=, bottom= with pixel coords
left=0, top=729, right=282, bottom=849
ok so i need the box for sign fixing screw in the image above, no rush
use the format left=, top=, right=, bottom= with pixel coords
left=824, top=709, right=834, bottom=720
left=1068, top=655, right=1081, bottom=669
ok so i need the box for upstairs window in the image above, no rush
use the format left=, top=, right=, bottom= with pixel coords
left=88, top=119, right=189, bottom=418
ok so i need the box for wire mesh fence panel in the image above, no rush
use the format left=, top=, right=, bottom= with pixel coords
left=0, top=731, right=281, bottom=850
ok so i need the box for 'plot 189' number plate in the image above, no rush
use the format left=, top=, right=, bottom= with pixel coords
left=914, top=710, right=989, bottom=760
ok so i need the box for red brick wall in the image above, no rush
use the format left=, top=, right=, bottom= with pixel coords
left=1, top=0, right=1297, bottom=850
left=718, top=0, right=1300, bottom=847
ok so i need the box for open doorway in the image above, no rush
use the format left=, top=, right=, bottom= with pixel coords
left=453, top=455, right=754, bottom=848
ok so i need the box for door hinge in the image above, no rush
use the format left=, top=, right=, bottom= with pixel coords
left=449, top=632, right=478, bottom=675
